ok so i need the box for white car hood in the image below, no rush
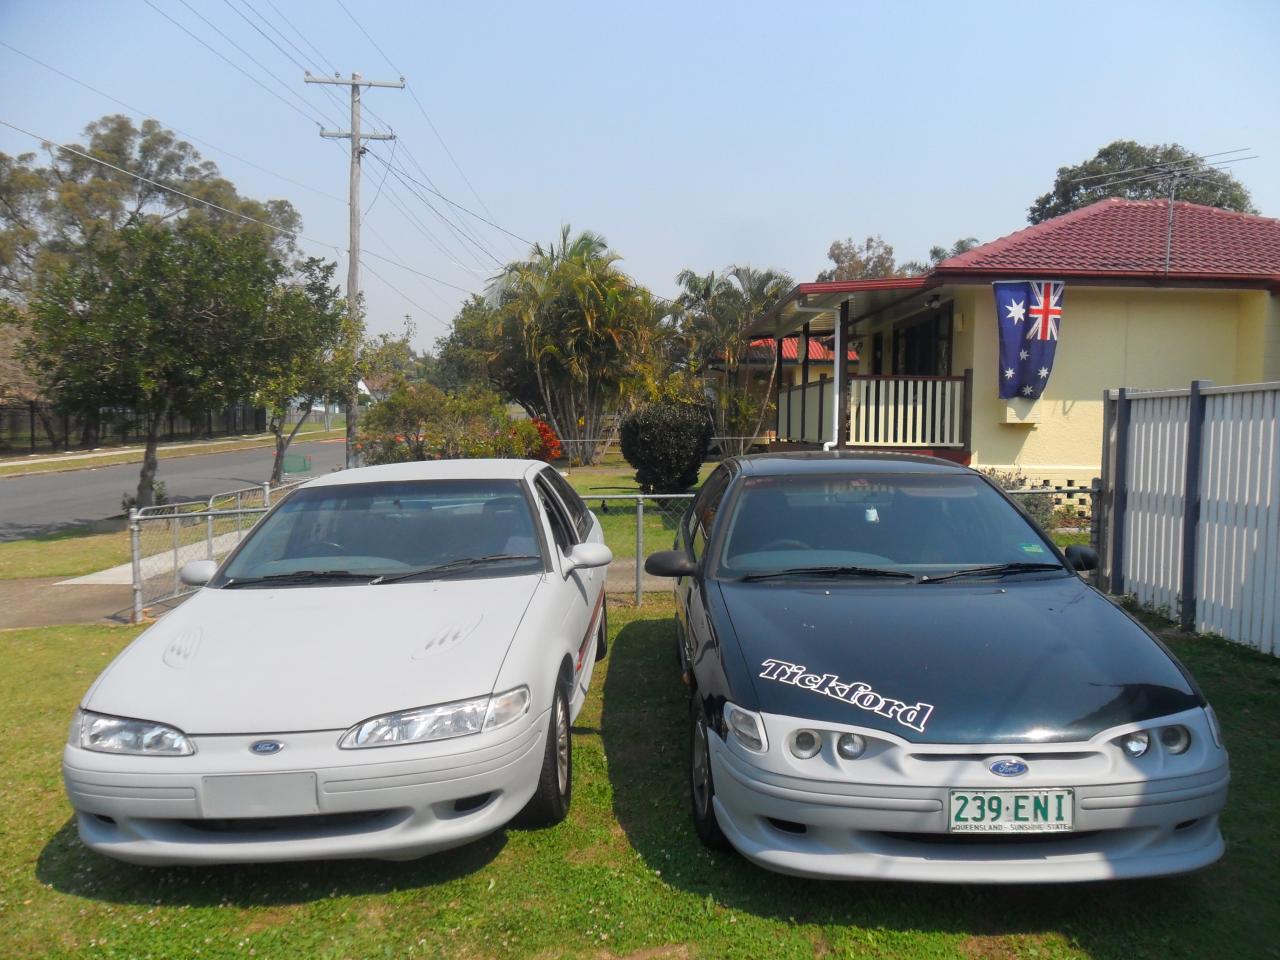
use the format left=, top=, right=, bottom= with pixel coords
left=84, top=576, right=542, bottom=734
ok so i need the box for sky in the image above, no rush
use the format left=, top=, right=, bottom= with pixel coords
left=1, top=0, right=1278, bottom=349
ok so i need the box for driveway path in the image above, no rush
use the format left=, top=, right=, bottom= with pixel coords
left=0, top=439, right=344, bottom=541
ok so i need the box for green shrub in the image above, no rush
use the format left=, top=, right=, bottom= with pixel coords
left=358, top=385, right=541, bottom=465
left=620, top=401, right=713, bottom=493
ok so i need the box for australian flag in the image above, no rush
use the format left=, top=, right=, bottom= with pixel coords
left=995, top=280, right=1063, bottom=400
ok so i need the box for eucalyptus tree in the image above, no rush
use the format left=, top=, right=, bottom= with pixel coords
left=17, top=220, right=286, bottom=506
left=255, top=258, right=350, bottom=485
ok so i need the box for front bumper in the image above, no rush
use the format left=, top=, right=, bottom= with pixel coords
left=63, top=712, right=546, bottom=866
left=708, top=710, right=1229, bottom=883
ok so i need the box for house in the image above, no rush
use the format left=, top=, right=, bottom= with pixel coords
left=751, top=198, right=1280, bottom=489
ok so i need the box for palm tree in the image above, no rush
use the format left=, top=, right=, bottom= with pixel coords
left=675, top=265, right=793, bottom=454
left=486, top=226, right=658, bottom=464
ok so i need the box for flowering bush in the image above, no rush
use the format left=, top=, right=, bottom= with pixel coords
left=529, top=419, right=563, bottom=462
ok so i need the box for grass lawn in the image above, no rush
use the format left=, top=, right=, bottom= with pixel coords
left=2, top=601, right=1276, bottom=959
left=0, top=525, right=131, bottom=580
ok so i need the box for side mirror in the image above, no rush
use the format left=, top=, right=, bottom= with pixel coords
left=179, top=559, right=218, bottom=586
left=1064, top=544, right=1098, bottom=572
left=564, top=542, right=612, bottom=575
left=644, top=550, right=697, bottom=578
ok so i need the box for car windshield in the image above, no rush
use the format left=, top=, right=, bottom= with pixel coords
left=214, top=480, right=544, bottom=586
left=714, top=473, right=1066, bottom=581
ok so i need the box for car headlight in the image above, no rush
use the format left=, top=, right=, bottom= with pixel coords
left=71, top=709, right=194, bottom=756
left=723, top=702, right=768, bottom=753
left=836, top=732, right=867, bottom=760
left=1159, top=724, right=1192, bottom=755
left=339, top=686, right=530, bottom=749
left=789, top=729, right=821, bottom=759
left=1119, top=730, right=1151, bottom=758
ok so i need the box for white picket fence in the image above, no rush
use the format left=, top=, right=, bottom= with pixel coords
left=1101, top=380, right=1279, bottom=655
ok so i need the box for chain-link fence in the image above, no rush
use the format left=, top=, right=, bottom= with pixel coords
left=129, top=480, right=308, bottom=620
left=587, top=494, right=694, bottom=602
left=127, top=483, right=1101, bottom=622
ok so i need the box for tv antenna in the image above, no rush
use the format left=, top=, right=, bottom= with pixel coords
left=1069, top=148, right=1257, bottom=274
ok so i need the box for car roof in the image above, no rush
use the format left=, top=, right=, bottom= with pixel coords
left=301, top=458, right=544, bottom=488
left=729, top=451, right=973, bottom=477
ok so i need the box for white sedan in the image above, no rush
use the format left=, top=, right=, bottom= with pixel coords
left=63, top=459, right=611, bottom=865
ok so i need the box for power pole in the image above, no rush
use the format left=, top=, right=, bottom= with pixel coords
left=304, top=71, right=404, bottom=468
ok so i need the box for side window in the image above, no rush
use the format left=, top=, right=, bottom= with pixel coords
left=535, top=477, right=576, bottom=553
left=688, top=467, right=731, bottom=560
left=542, top=468, right=592, bottom=539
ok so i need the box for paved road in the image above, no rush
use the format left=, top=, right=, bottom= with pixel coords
left=0, top=439, right=345, bottom=541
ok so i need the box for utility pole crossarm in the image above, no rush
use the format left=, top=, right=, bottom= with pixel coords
left=304, top=71, right=404, bottom=469
left=305, top=73, right=405, bottom=89
left=320, top=130, right=396, bottom=140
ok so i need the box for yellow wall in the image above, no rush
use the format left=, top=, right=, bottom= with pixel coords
left=962, top=286, right=1277, bottom=484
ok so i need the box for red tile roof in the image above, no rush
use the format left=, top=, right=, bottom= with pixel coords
left=747, top=336, right=857, bottom=363
left=934, top=199, right=1280, bottom=285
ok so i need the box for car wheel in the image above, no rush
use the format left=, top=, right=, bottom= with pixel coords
left=515, top=680, right=572, bottom=827
left=689, top=696, right=729, bottom=849
left=594, top=599, right=608, bottom=662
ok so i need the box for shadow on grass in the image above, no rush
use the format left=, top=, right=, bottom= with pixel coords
left=35, top=818, right=507, bottom=908
left=599, top=614, right=1239, bottom=957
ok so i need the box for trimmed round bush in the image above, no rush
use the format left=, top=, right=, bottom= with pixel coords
left=620, top=401, right=713, bottom=493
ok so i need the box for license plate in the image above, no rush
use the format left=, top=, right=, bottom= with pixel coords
left=202, top=773, right=318, bottom=818
left=948, top=788, right=1074, bottom=833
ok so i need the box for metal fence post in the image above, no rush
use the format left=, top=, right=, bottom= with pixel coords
left=1108, top=387, right=1131, bottom=596
left=130, top=509, right=143, bottom=624
left=1090, top=478, right=1103, bottom=589
left=172, top=514, right=181, bottom=599
left=635, top=497, right=644, bottom=605
left=262, top=481, right=272, bottom=507
left=1180, top=380, right=1211, bottom=630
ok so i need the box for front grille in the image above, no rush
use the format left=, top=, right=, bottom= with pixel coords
left=180, top=809, right=400, bottom=837
left=880, top=830, right=1098, bottom=846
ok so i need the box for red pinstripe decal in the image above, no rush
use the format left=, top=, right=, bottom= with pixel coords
left=575, top=591, right=606, bottom=674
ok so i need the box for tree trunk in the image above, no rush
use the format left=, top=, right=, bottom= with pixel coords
left=135, top=405, right=167, bottom=509
left=271, top=407, right=311, bottom=486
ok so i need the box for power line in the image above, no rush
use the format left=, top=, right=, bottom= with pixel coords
left=381, top=162, right=502, bottom=267
left=0, top=116, right=477, bottom=297
left=332, top=0, right=512, bottom=247
left=264, top=0, right=340, bottom=76
left=360, top=256, right=444, bottom=324
left=365, top=152, right=533, bottom=246
left=0, top=39, right=346, bottom=204
left=219, top=0, right=509, bottom=272
left=364, top=138, right=396, bottom=216
left=172, top=0, right=348, bottom=131
left=142, top=0, right=324, bottom=129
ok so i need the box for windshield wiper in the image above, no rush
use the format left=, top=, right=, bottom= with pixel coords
left=918, top=561, right=1064, bottom=584
left=371, top=554, right=541, bottom=585
left=740, top=564, right=916, bottom=582
left=222, top=570, right=371, bottom=588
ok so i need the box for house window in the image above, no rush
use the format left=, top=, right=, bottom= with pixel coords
left=892, top=303, right=953, bottom=376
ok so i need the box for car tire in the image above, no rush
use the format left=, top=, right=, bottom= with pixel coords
left=594, top=599, right=608, bottom=662
left=515, top=680, right=572, bottom=827
left=689, top=696, right=729, bottom=849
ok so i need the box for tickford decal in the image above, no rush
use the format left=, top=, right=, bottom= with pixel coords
left=758, top=659, right=935, bottom=733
